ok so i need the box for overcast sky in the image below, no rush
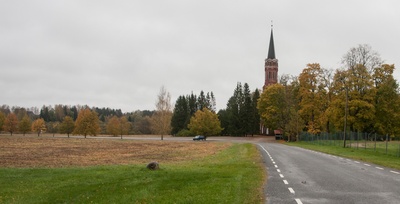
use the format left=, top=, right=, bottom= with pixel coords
left=1, top=0, right=399, bottom=113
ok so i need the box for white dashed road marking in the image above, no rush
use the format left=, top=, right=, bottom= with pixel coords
left=288, top=187, right=295, bottom=194
left=308, top=147, right=397, bottom=175
left=259, top=144, right=302, bottom=204
left=295, top=198, right=304, bottom=204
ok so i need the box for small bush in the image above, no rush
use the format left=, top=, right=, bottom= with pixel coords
left=175, top=129, right=195, bottom=137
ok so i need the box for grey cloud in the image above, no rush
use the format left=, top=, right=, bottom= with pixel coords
left=1, top=0, right=399, bottom=112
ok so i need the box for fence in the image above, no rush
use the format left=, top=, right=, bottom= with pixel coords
left=299, top=132, right=400, bottom=157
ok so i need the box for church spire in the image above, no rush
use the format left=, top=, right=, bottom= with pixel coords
left=267, top=25, right=275, bottom=59
left=264, top=22, right=278, bottom=89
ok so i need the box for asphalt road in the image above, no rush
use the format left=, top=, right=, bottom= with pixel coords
left=258, top=142, right=400, bottom=204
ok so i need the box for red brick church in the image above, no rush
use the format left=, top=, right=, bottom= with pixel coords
left=261, top=25, right=281, bottom=136
left=264, top=25, right=278, bottom=89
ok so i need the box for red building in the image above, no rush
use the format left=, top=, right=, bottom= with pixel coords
left=261, top=26, right=279, bottom=136
left=264, top=26, right=278, bottom=89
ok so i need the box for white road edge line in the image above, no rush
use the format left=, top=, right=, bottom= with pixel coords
left=364, top=164, right=371, bottom=166
left=375, top=167, right=384, bottom=170
left=258, top=144, right=268, bottom=154
left=390, top=170, right=400, bottom=174
left=295, top=198, right=303, bottom=204
left=288, top=187, right=295, bottom=194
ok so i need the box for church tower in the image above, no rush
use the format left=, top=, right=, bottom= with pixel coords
left=264, top=26, right=278, bottom=89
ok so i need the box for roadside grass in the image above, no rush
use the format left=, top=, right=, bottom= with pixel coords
left=0, top=143, right=265, bottom=204
left=303, top=139, right=400, bottom=157
left=286, top=141, right=400, bottom=170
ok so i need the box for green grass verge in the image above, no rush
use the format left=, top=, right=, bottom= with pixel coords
left=286, top=142, right=400, bottom=170
left=302, top=139, right=400, bottom=157
left=0, top=143, right=265, bottom=204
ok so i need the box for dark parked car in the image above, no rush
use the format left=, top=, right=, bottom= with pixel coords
left=193, top=135, right=206, bottom=141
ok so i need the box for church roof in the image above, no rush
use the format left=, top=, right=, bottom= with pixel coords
left=267, top=28, right=276, bottom=59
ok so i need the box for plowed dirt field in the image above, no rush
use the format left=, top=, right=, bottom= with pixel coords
left=0, top=136, right=231, bottom=168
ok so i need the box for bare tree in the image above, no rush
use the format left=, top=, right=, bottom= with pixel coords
left=341, top=44, right=383, bottom=74
left=151, top=86, right=173, bottom=140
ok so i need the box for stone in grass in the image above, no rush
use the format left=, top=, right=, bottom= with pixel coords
left=146, top=161, right=159, bottom=170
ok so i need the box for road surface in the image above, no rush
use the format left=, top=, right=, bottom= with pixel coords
left=258, top=142, right=400, bottom=204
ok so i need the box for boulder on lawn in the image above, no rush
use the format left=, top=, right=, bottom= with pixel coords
left=146, top=161, right=159, bottom=170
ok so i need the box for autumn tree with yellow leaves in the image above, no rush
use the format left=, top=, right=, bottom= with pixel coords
left=188, top=108, right=222, bottom=136
left=59, top=116, right=75, bottom=137
left=258, top=83, right=288, bottom=132
left=3, top=113, right=18, bottom=135
left=107, top=116, right=120, bottom=136
left=73, top=108, right=100, bottom=138
left=19, top=115, right=32, bottom=136
left=298, top=63, right=331, bottom=134
left=373, top=64, right=400, bottom=135
left=32, top=118, right=46, bottom=137
left=0, top=112, right=5, bottom=132
left=107, top=116, right=130, bottom=138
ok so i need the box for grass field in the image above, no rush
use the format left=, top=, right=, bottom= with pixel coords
left=300, top=133, right=400, bottom=157
left=287, top=141, right=400, bottom=170
left=0, top=136, right=265, bottom=203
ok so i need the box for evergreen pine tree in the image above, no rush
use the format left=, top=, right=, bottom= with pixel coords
left=198, top=91, right=206, bottom=110
left=251, top=88, right=261, bottom=135
left=171, top=95, right=190, bottom=135
left=225, top=83, right=243, bottom=136
left=241, top=83, right=253, bottom=136
left=188, top=93, right=197, bottom=116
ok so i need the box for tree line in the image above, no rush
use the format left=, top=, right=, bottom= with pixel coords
left=0, top=104, right=155, bottom=136
left=0, top=88, right=223, bottom=137
left=257, top=44, right=400, bottom=140
left=2, top=44, right=396, bottom=140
